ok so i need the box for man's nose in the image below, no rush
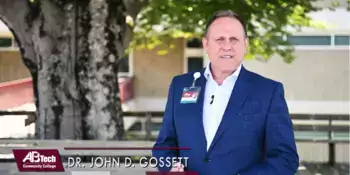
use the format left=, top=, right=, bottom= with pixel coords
left=221, top=40, right=233, bottom=50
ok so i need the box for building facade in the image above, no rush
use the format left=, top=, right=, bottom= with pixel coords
left=125, top=7, right=350, bottom=115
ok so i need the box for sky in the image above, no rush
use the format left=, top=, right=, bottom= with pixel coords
left=305, top=7, right=350, bottom=31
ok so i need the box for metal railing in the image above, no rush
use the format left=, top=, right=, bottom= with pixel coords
left=291, top=114, right=349, bottom=166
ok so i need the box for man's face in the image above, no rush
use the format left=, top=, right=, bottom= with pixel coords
left=202, top=17, right=247, bottom=73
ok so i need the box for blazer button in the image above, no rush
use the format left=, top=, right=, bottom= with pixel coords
left=204, top=157, right=211, bottom=162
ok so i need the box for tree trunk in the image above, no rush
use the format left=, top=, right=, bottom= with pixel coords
left=76, top=0, right=126, bottom=140
left=0, top=0, right=126, bottom=140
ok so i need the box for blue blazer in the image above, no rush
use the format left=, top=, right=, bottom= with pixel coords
left=152, top=65, right=299, bottom=175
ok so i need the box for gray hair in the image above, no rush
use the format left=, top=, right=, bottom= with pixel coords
left=204, top=10, right=247, bottom=38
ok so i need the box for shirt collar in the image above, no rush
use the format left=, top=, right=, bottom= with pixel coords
left=204, top=62, right=242, bottom=81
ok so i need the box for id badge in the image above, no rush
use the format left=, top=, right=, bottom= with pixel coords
left=180, top=87, right=201, bottom=104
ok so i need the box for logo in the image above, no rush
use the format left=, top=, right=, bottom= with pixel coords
left=183, top=92, right=196, bottom=98
left=13, top=149, right=64, bottom=172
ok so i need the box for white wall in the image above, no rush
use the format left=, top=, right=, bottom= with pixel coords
left=243, top=48, right=349, bottom=101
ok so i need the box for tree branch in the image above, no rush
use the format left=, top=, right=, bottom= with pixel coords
left=0, top=0, right=28, bottom=17
left=40, top=0, right=67, bottom=40
left=123, top=0, right=149, bottom=20
left=122, top=0, right=149, bottom=48
left=0, top=0, right=37, bottom=65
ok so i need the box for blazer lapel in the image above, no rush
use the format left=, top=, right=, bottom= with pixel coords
left=190, top=69, right=208, bottom=153
left=207, top=66, right=253, bottom=152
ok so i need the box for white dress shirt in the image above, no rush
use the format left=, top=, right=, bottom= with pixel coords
left=202, top=63, right=242, bottom=151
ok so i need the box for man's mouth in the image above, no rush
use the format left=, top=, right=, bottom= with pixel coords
left=220, top=55, right=233, bottom=59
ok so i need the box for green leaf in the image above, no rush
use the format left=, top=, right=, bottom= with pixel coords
left=130, top=0, right=326, bottom=63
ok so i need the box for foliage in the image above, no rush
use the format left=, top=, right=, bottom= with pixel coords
left=129, top=0, right=325, bottom=63
left=329, top=0, right=350, bottom=11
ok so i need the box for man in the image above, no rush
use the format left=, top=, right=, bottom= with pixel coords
left=152, top=10, right=299, bottom=175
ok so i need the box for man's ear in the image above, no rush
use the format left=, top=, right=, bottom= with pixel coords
left=244, top=37, right=249, bottom=53
left=202, top=37, right=208, bottom=52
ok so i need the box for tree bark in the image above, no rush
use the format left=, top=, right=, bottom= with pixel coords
left=77, top=0, right=127, bottom=140
left=0, top=0, right=127, bottom=140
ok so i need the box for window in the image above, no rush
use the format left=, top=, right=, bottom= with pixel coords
left=286, top=35, right=331, bottom=45
left=118, top=55, right=129, bottom=73
left=334, top=35, right=350, bottom=45
left=0, top=37, right=12, bottom=47
left=187, top=57, right=203, bottom=72
left=186, top=38, right=202, bottom=48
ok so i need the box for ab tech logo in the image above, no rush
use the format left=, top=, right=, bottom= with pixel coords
left=12, top=149, right=64, bottom=172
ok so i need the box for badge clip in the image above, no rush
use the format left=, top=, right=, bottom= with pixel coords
left=180, top=72, right=201, bottom=104
left=191, top=72, right=201, bottom=88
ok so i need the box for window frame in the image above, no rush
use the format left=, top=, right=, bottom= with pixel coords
left=184, top=47, right=207, bottom=73
left=285, top=35, right=332, bottom=46
left=278, top=32, right=350, bottom=50
left=0, top=37, right=13, bottom=47
left=334, top=35, right=350, bottom=46
left=187, top=56, right=204, bottom=73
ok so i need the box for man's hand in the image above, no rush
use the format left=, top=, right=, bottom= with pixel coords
left=170, top=162, right=184, bottom=172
